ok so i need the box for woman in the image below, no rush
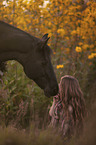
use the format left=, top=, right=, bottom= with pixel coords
left=49, top=75, right=86, bottom=138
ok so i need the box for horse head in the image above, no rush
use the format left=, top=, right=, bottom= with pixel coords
left=23, top=34, right=58, bottom=97
left=0, top=21, right=58, bottom=97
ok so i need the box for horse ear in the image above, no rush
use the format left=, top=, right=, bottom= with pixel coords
left=42, top=33, right=50, bottom=46
left=42, top=33, right=50, bottom=43
left=38, top=34, right=50, bottom=51
left=42, top=33, right=48, bottom=40
left=42, top=36, right=50, bottom=45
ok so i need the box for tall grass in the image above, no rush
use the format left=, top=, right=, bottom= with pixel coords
left=0, top=103, right=96, bottom=145
left=0, top=61, right=52, bottom=128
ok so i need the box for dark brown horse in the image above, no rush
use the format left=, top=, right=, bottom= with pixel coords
left=0, top=21, right=58, bottom=97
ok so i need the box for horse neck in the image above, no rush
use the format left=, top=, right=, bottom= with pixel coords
left=0, top=21, right=38, bottom=65
left=0, top=51, right=24, bottom=65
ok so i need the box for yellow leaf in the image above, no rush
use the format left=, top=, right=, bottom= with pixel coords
left=79, top=42, right=83, bottom=46
left=82, top=44, right=89, bottom=50
left=88, top=53, right=94, bottom=59
left=75, top=46, right=82, bottom=53
left=56, top=64, right=64, bottom=69
left=57, top=29, right=65, bottom=37
left=71, top=30, right=77, bottom=35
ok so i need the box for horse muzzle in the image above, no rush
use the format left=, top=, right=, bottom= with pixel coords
left=44, top=85, right=59, bottom=97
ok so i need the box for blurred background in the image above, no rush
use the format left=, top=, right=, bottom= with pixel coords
left=0, top=0, right=96, bottom=144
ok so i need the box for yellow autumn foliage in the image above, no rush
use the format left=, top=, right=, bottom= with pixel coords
left=0, top=0, right=95, bottom=66
left=57, top=29, right=65, bottom=37
left=88, top=53, right=96, bottom=59
left=82, top=44, right=89, bottom=50
left=75, top=46, right=82, bottom=53
left=56, top=64, right=64, bottom=69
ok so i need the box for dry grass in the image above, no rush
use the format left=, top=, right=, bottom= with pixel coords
left=0, top=102, right=96, bottom=145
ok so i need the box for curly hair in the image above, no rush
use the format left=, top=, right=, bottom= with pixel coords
left=59, top=75, right=86, bottom=130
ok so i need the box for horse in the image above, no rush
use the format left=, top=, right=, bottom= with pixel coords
left=0, top=21, right=58, bottom=97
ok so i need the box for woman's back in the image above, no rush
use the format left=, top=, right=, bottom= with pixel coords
left=49, top=75, right=86, bottom=139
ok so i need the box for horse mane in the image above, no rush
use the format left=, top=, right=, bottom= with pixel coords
left=0, top=20, right=38, bottom=41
